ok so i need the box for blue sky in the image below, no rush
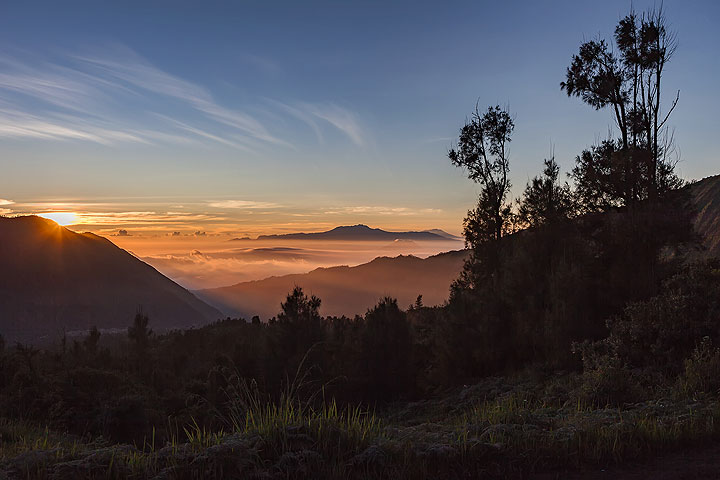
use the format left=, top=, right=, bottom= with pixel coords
left=0, top=0, right=718, bottom=237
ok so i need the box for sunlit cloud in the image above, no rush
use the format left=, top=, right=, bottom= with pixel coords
left=208, top=200, right=280, bottom=209
left=5, top=197, right=453, bottom=243
left=325, top=206, right=443, bottom=216
left=0, top=199, right=13, bottom=206
left=73, top=211, right=226, bottom=227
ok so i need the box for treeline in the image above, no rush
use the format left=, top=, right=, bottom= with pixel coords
left=0, top=294, right=436, bottom=444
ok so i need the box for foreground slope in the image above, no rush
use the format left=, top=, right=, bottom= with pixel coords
left=0, top=216, right=220, bottom=342
left=199, top=250, right=469, bottom=319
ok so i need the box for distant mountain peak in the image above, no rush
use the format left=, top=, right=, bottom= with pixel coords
left=256, top=225, right=462, bottom=242
left=330, top=224, right=372, bottom=230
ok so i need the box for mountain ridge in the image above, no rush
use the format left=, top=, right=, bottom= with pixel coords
left=197, top=249, right=469, bottom=319
left=0, top=215, right=221, bottom=342
left=233, top=224, right=462, bottom=242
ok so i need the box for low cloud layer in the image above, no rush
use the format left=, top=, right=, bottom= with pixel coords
left=139, top=239, right=461, bottom=290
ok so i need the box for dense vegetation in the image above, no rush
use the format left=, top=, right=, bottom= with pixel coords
left=1, top=6, right=718, bottom=479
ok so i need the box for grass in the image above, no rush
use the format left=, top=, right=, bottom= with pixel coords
left=452, top=388, right=720, bottom=471
left=227, top=381, right=383, bottom=458
left=3, top=376, right=720, bottom=479
left=0, top=418, right=81, bottom=458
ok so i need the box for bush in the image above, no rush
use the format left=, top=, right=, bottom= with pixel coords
left=573, top=341, right=643, bottom=407
left=604, top=261, right=720, bottom=374
left=678, top=337, right=720, bottom=396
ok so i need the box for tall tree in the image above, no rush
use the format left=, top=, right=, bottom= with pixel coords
left=449, top=104, right=514, bottom=244
left=562, top=6, right=680, bottom=207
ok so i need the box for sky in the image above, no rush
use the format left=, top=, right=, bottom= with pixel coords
left=0, top=0, right=718, bottom=242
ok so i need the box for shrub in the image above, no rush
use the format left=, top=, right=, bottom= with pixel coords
left=573, top=341, right=643, bottom=407
left=678, top=337, right=720, bottom=396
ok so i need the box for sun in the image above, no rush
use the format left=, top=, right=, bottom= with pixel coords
left=40, top=212, right=78, bottom=226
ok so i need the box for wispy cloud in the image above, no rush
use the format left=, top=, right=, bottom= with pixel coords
left=302, top=103, right=367, bottom=146
left=0, top=106, right=150, bottom=145
left=73, top=46, right=289, bottom=146
left=0, top=199, right=14, bottom=206
left=208, top=200, right=279, bottom=209
left=0, top=46, right=370, bottom=151
left=152, top=113, right=249, bottom=150
left=267, top=99, right=324, bottom=143
left=0, top=54, right=113, bottom=113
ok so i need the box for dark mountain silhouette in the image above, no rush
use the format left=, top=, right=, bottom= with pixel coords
left=197, top=250, right=469, bottom=319
left=243, top=224, right=462, bottom=242
left=0, top=215, right=221, bottom=342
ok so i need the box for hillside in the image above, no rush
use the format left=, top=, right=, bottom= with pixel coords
left=198, top=249, right=469, bottom=319
left=0, top=216, right=221, bottom=342
left=252, top=224, right=461, bottom=242
left=690, top=174, right=720, bottom=257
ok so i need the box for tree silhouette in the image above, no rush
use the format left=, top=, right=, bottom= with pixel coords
left=278, top=286, right=322, bottom=331
left=271, top=287, right=325, bottom=387
left=128, top=309, right=153, bottom=374
left=562, top=6, right=681, bottom=207
left=615, top=7, right=679, bottom=196
left=518, top=157, right=575, bottom=227
left=449, top=104, right=513, bottom=244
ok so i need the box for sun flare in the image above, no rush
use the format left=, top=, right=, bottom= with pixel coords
left=39, top=212, right=78, bottom=226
